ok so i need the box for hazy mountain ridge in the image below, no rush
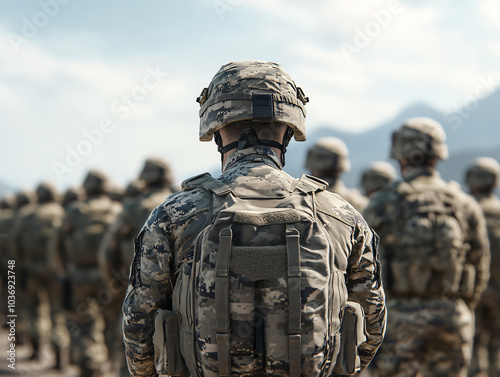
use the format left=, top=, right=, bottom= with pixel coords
left=284, top=88, right=500, bottom=190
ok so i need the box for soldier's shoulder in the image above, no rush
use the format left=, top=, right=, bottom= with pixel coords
left=316, top=189, right=367, bottom=228
left=147, top=173, right=213, bottom=226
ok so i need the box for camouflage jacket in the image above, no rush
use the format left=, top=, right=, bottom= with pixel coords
left=123, top=146, right=386, bottom=377
left=363, top=167, right=490, bottom=307
left=322, top=177, right=368, bottom=213
left=474, top=193, right=500, bottom=287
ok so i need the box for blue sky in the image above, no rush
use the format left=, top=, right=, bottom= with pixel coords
left=1, top=0, right=499, bottom=191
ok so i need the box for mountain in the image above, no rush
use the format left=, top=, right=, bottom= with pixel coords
left=284, top=88, right=500, bottom=191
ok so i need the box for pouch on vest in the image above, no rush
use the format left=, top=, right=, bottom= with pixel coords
left=153, top=309, right=187, bottom=377
left=333, top=301, right=367, bottom=375
left=459, top=263, right=476, bottom=299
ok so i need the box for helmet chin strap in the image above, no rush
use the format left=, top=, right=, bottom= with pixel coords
left=215, top=126, right=293, bottom=166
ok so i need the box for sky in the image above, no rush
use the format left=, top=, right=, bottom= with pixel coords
left=1, top=0, right=499, bottom=192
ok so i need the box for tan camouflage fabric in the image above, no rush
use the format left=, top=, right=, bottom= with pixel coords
left=198, top=61, right=307, bottom=142
left=322, top=177, right=368, bottom=213
left=98, top=186, right=173, bottom=376
left=468, top=193, right=500, bottom=377
left=56, top=193, right=122, bottom=375
left=363, top=167, right=490, bottom=377
left=123, top=146, right=386, bottom=377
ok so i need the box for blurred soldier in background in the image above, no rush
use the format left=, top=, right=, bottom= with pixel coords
left=122, top=179, right=146, bottom=203
left=56, top=170, right=122, bottom=377
left=9, top=190, right=37, bottom=348
left=360, top=161, right=397, bottom=198
left=364, top=117, right=490, bottom=377
left=98, top=157, right=176, bottom=377
left=11, top=182, right=70, bottom=369
left=306, top=137, right=368, bottom=211
left=465, top=157, right=500, bottom=377
left=62, top=186, right=85, bottom=209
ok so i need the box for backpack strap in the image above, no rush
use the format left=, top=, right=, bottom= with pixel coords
left=286, top=225, right=302, bottom=377
left=215, top=226, right=233, bottom=377
left=182, top=172, right=233, bottom=196
left=292, top=174, right=328, bottom=194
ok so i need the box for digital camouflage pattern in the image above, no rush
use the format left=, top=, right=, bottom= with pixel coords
left=198, top=61, right=308, bottom=142
left=467, top=158, right=500, bottom=377
left=99, top=184, right=174, bottom=377
left=364, top=167, right=490, bottom=377
left=56, top=190, right=122, bottom=376
left=360, top=161, right=397, bottom=197
left=123, top=146, right=386, bottom=377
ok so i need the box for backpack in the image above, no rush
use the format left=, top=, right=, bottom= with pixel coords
left=154, top=173, right=364, bottom=377
left=388, top=181, right=472, bottom=299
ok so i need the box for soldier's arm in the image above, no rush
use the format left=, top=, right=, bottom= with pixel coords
left=123, top=207, right=173, bottom=377
left=463, top=195, right=490, bottom=308
left=98, top=212, right=123, bottom=285
left=346, top=221, right=387, bottom=371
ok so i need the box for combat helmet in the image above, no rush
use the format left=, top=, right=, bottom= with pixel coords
left=306, top=137, right=351, bottom=173
left=361, top=161, right=397, bottom=196
left=36, top=181, right=59, bottom=203
left=139, top=158, right=173, bottom=186
left=197, top=61, right=308, bottom=166
left=15, top=190, right=35, bottom=208
left=391, top=117, right=448, bottom=163
left=465, top=157, right=500, bottom=191
left=83, top=169, right=109, bottom=195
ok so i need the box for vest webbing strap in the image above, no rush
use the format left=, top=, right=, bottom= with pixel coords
left=215, top=226, right=232, bottom=377
left=286, top=225, right=302, bottom=377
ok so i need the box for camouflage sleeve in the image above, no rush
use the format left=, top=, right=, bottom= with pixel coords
left=462, top=194, right=490, bottom=308
left=122, top=207, right=173, bottom=377
left=346, top=220, right=387, bottom=371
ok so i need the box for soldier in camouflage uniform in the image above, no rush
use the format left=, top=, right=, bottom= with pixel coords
left=63, top=186, right=84, bottom=209
left=123, top=60, right=386, bottom=377
left=360, top=161, right=397, bottom=198
left=364, top=117, right=490, bottom=377
left=306, top=137, right=368, bottom=211
left=56, top=170, right=122, bottom=377
left=465, top=157, right=500, bottom=377
left=9, top=190, right=37, bottom=348
left=11, top=182, right=71, bottom=369
left=99, top=158, right=176, bottom=377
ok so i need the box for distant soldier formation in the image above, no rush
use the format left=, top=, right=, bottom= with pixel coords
left=0, top=119, right=498, bottom=376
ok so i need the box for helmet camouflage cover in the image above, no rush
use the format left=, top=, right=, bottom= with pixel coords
left=83, top=169, right=109, bottom=194
left=391, top=117, right=449, bottom=161
left=197, top=60, right=308, bottom=142
left=306, top=137, right=351, bottom=173
left=361, top=161, right=397, bottom=194
left=36, top=181, right=59, bottom=202
left=139, top=158, right=173, bottom=185
left=466, top=156, right=500, bottom=190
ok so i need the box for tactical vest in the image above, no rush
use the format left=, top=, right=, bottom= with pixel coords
left=155, top=173, right=363, bottom=377
left=389, top=181, right=472, bottom=299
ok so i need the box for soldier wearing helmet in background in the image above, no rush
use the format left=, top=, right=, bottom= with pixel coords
left=364, top=117, right=490, bottom=377
left=11, top=182, right=71, bottom=369
left=306, top=137, right=368, bottom=211
left=98, top=157, right=177, bottom=377
left=9, top=190, right=37, bottom=348
left=56, top=170, right=122, bottom=377
left=465, top=157, right=500, bottom=377
left=360, top=161, right=397, bottom=198
left=62, top=186, right=85, bottom=209
left=122, top=179, right=146, bottom=203
left=123, top=60, right=385, bottom=377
